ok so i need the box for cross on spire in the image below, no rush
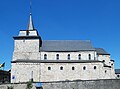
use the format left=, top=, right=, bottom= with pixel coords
left=30, top=0, right=32, bottom=15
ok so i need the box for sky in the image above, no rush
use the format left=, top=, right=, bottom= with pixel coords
left=0, top=0, right=120, bottom=70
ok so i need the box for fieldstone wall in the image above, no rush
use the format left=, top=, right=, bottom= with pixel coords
left=11, top=62, right=115, bottom=83
left=0, top=79, right=120, bottom=89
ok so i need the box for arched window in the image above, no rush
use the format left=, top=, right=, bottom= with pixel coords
left=83, top=66, right=86, bottom=70
left=94, top=66, right=96, bottom=70
left=31, top=71, right=33, bottom=82
left=56, top=54, right=59, bottom=60
left=48, top=67, right=51, bottom=70
left=105, top=70, right=107, bottom=73
left=117, top=75, right=120, bottom=78
left=68, top=54, right=70, bottom=60
left=78, top=54, right=81, bottom=60
left=60, top=66, right=63, bottom=70
left=89, top=54, right=91, bottom=60
left=72, top=67, right=75, bottom=70
left=44, top=54, right=47, bottom=60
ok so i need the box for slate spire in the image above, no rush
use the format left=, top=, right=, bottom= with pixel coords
left=28, top=0, right=34, bottom=30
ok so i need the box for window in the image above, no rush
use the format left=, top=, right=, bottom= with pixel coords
left=60, top=66, right=63, bottom=70
left=83, top=66, right=86, bottom=70
left=78, top=54, right=81, bottom=60
left=72, top=67, right=75, bottom=70
left=117, top=75, right=119, bottom=77
left=56, top=54, right=59, bottom=60
left=48, top=67, right=51, bottom=70
left=105, top=70, right=107, bottom=73
left=89, top=54, right=91, bottom=60
left=26, top=30, right=29, bottom=36
left=94, top=66, right=96, bottom=69
left=68, top=54, right=70, bottom=60
left=44, top=54, right=47, bottom=60
left=31, top=71, right=33, bottom=82
left=23, top=39, right=25, bottom=42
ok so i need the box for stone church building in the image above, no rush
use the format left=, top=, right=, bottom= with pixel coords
left=11, top=13, right=116, bottom=83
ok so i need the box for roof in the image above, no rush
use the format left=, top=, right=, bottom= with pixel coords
left=12, top=59, right=102, bottom=63
left=104, top=64, right=111, bottom=68
left=115, top=69, right=120, bottom=74
left=28, top=13, right=34, bottom=30
left=40, top=40, right=95, bottom=52
left=95, top=48, right=110, bottom=55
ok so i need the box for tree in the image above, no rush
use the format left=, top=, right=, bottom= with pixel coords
left=26, top=80, right=33, bottom=89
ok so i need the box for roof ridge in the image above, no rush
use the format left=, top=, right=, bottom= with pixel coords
left=43, top=40, right=91, bottom=41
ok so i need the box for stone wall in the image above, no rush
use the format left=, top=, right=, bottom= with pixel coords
left=0, top=79, right=120, bottom=89
left=11, top=61, right=115, bottom=83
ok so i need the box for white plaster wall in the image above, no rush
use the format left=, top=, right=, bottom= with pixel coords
left=41, top=51, right=97, bottom=60
left=40, top=62, right=115, bottom=82
left=98, top=55, right=111, bottom=66
left=11, top=62, right=116, bottom=83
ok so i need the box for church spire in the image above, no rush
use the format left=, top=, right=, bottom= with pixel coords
left=28, top=0, right=34, bottom=30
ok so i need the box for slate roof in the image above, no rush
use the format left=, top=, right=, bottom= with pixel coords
left=40, top=40, right=95, bottom=52
left=115, top=69, right=120, bottom=74
left=12, top=59, right=102, bottom=63
left=95, top=48, right=110, bottom=55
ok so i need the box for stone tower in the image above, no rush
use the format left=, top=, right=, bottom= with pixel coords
left=11, top=13, right=42, bottom=83
left=12, top=13, right=42, bottom=61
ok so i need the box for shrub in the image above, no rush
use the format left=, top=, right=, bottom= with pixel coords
left=26, top=80, right=33, bottom=89
left=7, top=86, right=13, bottom=89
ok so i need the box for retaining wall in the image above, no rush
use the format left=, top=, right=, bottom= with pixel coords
left=0, top=79, right=120, bottom=89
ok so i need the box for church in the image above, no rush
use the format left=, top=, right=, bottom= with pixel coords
left=11, top=12, right=116, bottom=83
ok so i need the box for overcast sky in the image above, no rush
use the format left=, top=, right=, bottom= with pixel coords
left=0, top=0, right=120, bottom=70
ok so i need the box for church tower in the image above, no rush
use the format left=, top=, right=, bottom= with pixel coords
left=11, top=5, right=42, bottom=83
left=12, top=9, right=42, bottom=61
